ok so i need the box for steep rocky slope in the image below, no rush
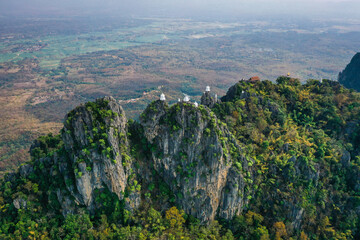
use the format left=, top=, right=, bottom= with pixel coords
left=16, top=97, right=135, bottom=216
left=60, top=96, right=132, bottom=212
left=7, top=94, right=253, bottom=223
left=140, top=100, right=253, bottom=222
left=1, top=78, right=360, bottom=239
left=339, top=52, right=360, bottom=91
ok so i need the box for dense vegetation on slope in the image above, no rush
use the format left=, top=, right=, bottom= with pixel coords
left=339, top=53, right=360, bottom=91
left=214, top=77, right=360, bottom=239
left=0, top=77, right=359, bottom=239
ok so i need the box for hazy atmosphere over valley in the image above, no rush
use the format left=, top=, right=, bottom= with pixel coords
left=2, top=0, right=360, bottom=18
left=0, top=0, right=360, bottom=239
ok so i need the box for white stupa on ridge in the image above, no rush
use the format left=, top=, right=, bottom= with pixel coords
left=183, top=95, right=190, bottom=102
left=160, top=93, right=166, bottom=101
left=194, top=101, right=198, bottom=107
left=205, top=86, right=211, bottom=92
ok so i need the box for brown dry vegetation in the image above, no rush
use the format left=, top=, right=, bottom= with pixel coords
left=0, top=84, right=61, bottom=176
left=0, top=45, right=235, bottom=175
left=0, top=38, right=350, bottom=176
left=1, top=21, right=360, bottom=176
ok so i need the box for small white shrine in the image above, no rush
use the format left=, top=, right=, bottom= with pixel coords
left=160, top=93, right=166, bottom=101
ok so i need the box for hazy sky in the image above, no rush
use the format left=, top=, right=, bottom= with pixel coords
left=1, top=0, right=360, bottom=20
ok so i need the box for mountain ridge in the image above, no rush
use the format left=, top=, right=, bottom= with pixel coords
left=339, top=52, right=360, bottom=91
left=1, top=77, right=360, bottom=239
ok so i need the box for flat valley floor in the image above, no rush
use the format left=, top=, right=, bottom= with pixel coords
left=1, top=16, right=360, bottom=175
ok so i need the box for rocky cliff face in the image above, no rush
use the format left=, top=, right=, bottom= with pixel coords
left=339, top=52, right=360, bottom=91
left=201, top=91, right=217, bottom=108
left=23, top=96, right=254, bottom=223
left=60, top=96, right=132, bottom=212
left=4, top=79, right=360, bottom=239
left=140, top=100, right=253, bottom=222
left=27, top=97, right=134, bottom=215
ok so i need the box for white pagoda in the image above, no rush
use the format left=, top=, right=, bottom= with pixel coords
left=160, top=93, right=166, bottom=101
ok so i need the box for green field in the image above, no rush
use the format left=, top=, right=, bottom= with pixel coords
left=0, top=23, right=172, bottom=70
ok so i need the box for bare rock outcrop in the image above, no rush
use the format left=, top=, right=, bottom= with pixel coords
left=59, top=96, right=132, bottom=212
left=25, top=97, right=253, bottom=222
left=140, top=100, right=253, bottom=222
left=201, top=91, right=217, bottom=108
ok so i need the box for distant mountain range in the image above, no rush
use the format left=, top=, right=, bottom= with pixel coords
left=339, top=52, right=360, bottom=91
